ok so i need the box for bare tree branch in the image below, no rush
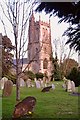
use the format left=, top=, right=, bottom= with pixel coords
left=0, top=0, right=40, bottom=101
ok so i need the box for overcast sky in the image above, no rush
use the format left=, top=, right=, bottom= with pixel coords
left=0, top=2, right=78, bottom=62
left=34, top=12, right=78, bottom=62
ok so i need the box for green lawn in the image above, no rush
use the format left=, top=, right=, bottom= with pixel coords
left=1, top=81, right=80, bottom=119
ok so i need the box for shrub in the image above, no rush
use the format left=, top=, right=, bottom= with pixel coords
left=24, top=71, right=35, bottom=80
left=53, top=64, right=62, bottom=81
left=35, top=72, right=44, bottom=79
left=67, top=67, right=80, bottom=87
left=4, top=73, right=16, bottom=84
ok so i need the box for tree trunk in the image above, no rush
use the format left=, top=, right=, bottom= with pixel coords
left=16, top=67, right=20, bottom=102
left=15, top=33, right=20, bottom=102
left=0, top=33, right=2, bottom=79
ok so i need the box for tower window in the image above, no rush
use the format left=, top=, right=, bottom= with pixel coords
left=36, top=48, right=38, bottom=54
left=35, top=48, right=39, bottom=60
left=43, top=58, right=48, bottom=69
left=44, top=47, right=47, bottom=53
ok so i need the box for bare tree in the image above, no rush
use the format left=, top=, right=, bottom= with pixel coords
left=52, top=37, right=77, bottom=77
left=53, top=37, right=75, bottom=63
left=0, top=0, right=40, bottom=102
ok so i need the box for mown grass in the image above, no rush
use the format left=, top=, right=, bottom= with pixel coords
left=1, top=81, right=80, bottom=119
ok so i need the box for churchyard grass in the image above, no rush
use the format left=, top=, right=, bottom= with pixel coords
left=2, top=81, right=79, bottom=119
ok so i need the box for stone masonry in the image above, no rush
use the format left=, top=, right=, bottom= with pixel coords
left=28, top=12, right=53, bottom=78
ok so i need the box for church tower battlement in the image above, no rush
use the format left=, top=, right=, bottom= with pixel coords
left=28, top=12, right=53, bottom=77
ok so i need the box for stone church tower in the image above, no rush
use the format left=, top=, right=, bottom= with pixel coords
left=28, top=12, right=53, bottom=77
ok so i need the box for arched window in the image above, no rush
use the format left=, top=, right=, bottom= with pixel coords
left=43, top=58, right=48, bottom=69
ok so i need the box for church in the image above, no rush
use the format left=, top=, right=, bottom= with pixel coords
left=27, top=12, right=53, bottom=77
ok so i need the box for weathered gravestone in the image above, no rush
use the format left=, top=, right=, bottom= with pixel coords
left=26, top=79, right=32, bottom=88
left=40, top=79, right=44, bottom=88
left=35, top=80, right=41, bottom=88
left=71, top=92, right=80, bottom=96
left=52, top=84, right=55, bottom=90
left=62, top=83, right=66, bottom=89
left=12, top=96, right=36, bottom=118
left=67, top=80, right=72, bottom=92
left=41, top=86, right=52, bottom=92
left=0, top=77, right=8, bottom=90
left=71, top=81, right=76, bottom=93
left=65, top=80, right=76, bottom=93
left=20, top=78, right=25, bottom=87
left=2, top=80, right=13, bottom=97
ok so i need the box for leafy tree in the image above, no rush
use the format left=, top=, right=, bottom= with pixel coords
left=24, top=71, right=35, bottom=80
left=2, top=35, right=15, bottom=76
left=4, top=73, right=16, bottom=84
left=61, top=58, right=78, bottom=77
left=67, top=67, right=80, bottom=87
left=35, top=72, right=44, bottom=79
left=0, top=0, right=39, bottom=101
left=36, top=2, right=80, bottom=53
left=52, top=56, right=62, bottom=81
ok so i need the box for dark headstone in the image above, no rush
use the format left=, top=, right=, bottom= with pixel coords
left=70, top=92, right=80, bottom=96
left=13, top=96, right=36, bottom=118
left=2, top=80, right=13, bottom=97
left=41, top=86, right=52, bottom=92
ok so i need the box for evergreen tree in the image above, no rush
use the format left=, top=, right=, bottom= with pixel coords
left=36, top=2, right=80, bottom=54
left=52, top=56, right=62, bottom=81
left=2, top=35, right=15, bottom=76
left=67, top=67, right=80, bottom=87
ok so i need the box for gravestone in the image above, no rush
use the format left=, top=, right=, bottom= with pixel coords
left=20, top=78, right=25, bottom=87
left=44, top=83, right=47, bottom=87
left=13, top=96, right=36, bottom=118
left=2, top=80, right=13, bottom=97
left=41, top=86, right=52, bottom=92
left=39, top=78, right=45, bottom=88
left=67, top=80, right=72, bottom=92
left=62, top=83, right=66, bottom=89
left=71, top=81, right=76, bottom=93
left=71, top=92, right=80, bottom=96
left=34, top=78, right=37, bottom=82
left=52, top=84, right=55, bottom=90
left=0, top=77, right=8, bottom=90
left=64, top=79, right=68, bottom=91
left=26, top=79, right=32, bottom=88
left=35, top=80, right=41, bottom=88
left=40, top=79, right=44, bottom=88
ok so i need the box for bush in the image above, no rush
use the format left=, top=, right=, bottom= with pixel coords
left=35, top=72, right=44, bottom=79
left=53, top=66, right=62, bottom=81
left=24, top=71, right=35, bottom=80
left=67, top=67, right=80, bottom=87
left=4, top=73, right=16, bottom=84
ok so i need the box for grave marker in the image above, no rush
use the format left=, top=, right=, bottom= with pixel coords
left=41, top=86, right=52, bottom=92
left=2, top=80, right=13, bottom=97
left=0, top=77, right=8, bottom=90
left=20, top=78, right=25, bottom=87
left=13, top=96, right=36, bottom=118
